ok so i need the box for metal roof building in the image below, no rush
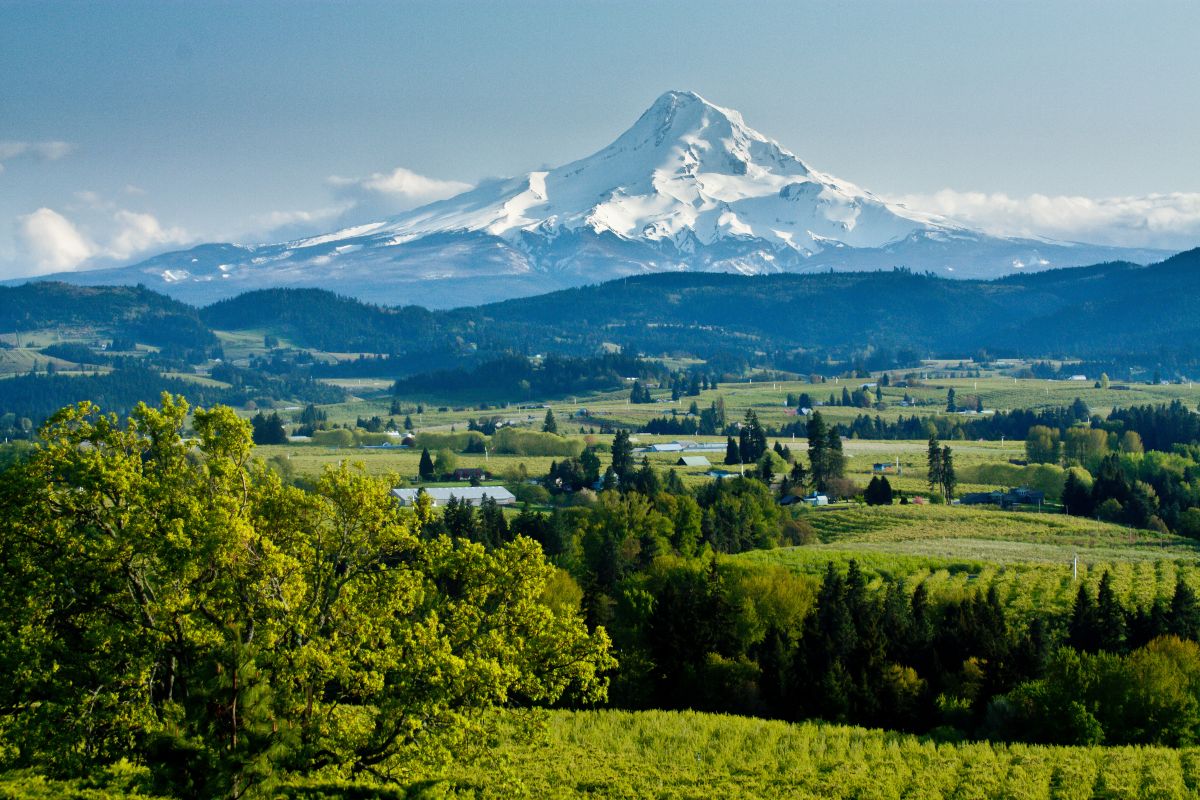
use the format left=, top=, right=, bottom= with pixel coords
left=391, top=487, right=516, bottom=507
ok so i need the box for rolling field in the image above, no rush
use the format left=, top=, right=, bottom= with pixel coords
left=10, top=708, right=1199, bottom=798
left=735, top=505, right=1200, bottom=617
left=420, top=709, right=1200, bottom=799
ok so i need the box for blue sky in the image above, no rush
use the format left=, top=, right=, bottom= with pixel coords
left=3, top=0, right=1199, bottom=277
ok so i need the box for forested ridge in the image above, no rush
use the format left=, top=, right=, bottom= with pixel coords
left=0, top=282, right=214, bottom=350
left=8, top=247, right=1200, bottom=369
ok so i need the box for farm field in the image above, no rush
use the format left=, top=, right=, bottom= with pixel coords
left=255, top=433, right=1022, bottom=498
left=323, top=372, right=1200, bottom=451
left=8, top=708, right=1199, bottom=798
left=735, top=505, right=1200, bottom=617
left=417, top=709, right=1200, bottom=799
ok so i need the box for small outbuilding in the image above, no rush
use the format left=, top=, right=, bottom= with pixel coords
left=677, top=455, right=711, bottom=468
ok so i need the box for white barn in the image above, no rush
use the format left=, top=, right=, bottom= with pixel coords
left=392, top=487, right=517, bottom=508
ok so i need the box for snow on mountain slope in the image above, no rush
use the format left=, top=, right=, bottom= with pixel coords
left=18, top=90, right=1171, bottom=308
left=327, top=90, right=957, bottom=256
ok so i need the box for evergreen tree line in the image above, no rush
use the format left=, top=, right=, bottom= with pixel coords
left=425, top=469, right=1200, bottom=747
left=392, top=353, right=670, bottom=402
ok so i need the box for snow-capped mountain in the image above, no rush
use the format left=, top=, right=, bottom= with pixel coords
left=25, top=91, right=1170, bottom=308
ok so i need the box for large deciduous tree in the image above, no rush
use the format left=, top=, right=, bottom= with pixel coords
left=0, top=396, right=613, bottom=796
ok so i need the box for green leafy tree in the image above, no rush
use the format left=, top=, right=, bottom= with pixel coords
left=1025, top=425, right=1061, bottom=464
left=0, top=396, right=614, bottom=795
left=434, top=447, right=457, bottom=477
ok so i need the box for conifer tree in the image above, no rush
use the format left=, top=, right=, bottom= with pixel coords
left=807, top=411, right=828, bottom=490
left=543, top=408, right=558, bottom=434
left=739, top=409, right=767, bottom=463
left=1069, top=582, right=1101, bottom=652
left=926, top=434, right=943, bottom=496
left=580, top=447, right=601, bottom=486
left=940, top=446, right=956, bottom=501
left=418, top=447, right=435, bottom=480
left=1095, top=571, right=1127, bottom=652
left=634, top=456, right=660, bottom=497
left=610, top=429, right=634, bottom=481
left=478, top=495, right=510, bottom=549
left=1170, top=577, right=1200, bottom=641
left=724, top=436, right=742, bottom=465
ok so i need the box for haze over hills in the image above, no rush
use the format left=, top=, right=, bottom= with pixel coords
left=13, top=91, right=1170, bottom=308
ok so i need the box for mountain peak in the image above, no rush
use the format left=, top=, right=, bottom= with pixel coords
left=31, top=92, right=1168, bottom=308
left=623, top=89, right=760, bottom=153
left=646, top=89, right=714, bottom=116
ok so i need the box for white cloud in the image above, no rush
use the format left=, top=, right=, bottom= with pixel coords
left=892, top=189, right=1200, bottom=250
left=327, top=166, right=472, bottom=217
left=0, top=140, right=75, bottom=173
left=17, top=208, right=96, bottom=273
left=10, top=203, right=190, bottom=278
left=253, top=206, right=346, bottom=231
left=106, top=210, right=189, bottom=260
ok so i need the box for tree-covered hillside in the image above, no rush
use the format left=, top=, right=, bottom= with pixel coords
left=0, top=282, right=215, bottom=350
left=194, top=247, right=1200, bottom=363
left=7, top=247, right=1200, bottom=371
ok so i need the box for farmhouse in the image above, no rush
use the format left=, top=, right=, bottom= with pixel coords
left=676, top=455, right=711, bottom=467
left=391, top=487, right=516, bottom=508
left=959, top=487, right=1045, bottom=509
left=872, top=462, right=896, bottom=474
left=452, top=467, right=490, bottom=482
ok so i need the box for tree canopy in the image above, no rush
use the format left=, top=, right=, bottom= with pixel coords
left=0, top=396, right=613, bottom=796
